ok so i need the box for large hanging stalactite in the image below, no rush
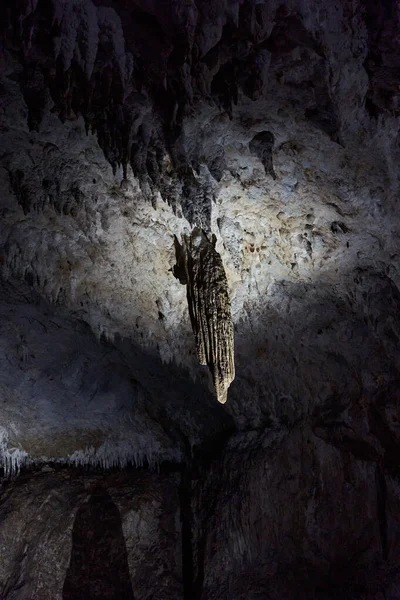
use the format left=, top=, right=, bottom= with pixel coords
left=174, top=228, right=235, bottom=404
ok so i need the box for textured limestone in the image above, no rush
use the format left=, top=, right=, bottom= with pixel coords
left=0, top=277, right=230, bottom=473
left=192, top=423, right=400, bottom=599
left=0, top=0, right=400, bottom=597
left=0, top=469, right=182, bottom=600
left=176, top=228, right=235, bottom=403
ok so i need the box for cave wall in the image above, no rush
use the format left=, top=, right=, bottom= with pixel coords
left=0, top=0, right=400, bottom=598
left=0, top=276, right=232, bottom=471
left=193, top=425, right=400, bottom=599
left=0, top=469, right=182, bottom=600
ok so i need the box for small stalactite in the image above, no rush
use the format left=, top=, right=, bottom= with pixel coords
left=174, top=228, right=235, bottom=404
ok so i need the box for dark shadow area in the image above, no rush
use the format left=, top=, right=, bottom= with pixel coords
left=0, top=275, right=235, bottom=475
left=63, top=489, right=134, bottom=600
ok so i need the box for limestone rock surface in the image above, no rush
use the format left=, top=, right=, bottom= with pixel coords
left=0, top=469, right=182, bottom=600
left=0, top=0, right=400, bottom=597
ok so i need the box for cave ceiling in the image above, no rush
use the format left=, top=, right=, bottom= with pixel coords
left=0, top=0, right=399, bottom=471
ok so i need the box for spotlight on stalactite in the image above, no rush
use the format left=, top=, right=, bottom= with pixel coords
left=174, top=228, right=235, bottom=403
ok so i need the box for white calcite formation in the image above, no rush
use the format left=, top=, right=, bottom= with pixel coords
left=0, top=0, right=400, bottom=597
left=0, top=0, right=399, bottom=471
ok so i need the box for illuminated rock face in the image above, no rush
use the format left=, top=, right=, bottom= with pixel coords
left=177, top=228, right=235, bottom=403
left=0, top=0, right=400, bottom=598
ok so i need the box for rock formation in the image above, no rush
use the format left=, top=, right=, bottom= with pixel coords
left=0, top=0, right=400, bottom=597
left=175, top=228, right=235, bottom=403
